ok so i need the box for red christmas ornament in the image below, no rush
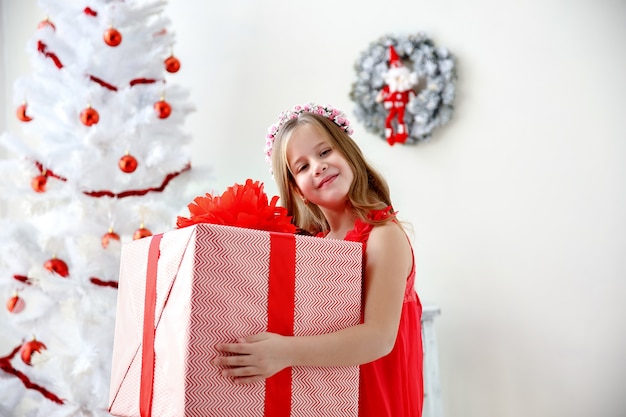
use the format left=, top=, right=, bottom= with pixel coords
left=21, top=338, right=47, bottom=366
left=154, top=98, right=171, bottom=119
left=16, top=103, right=33, bottom=122
left=102, top=228, right=121, bottom=248
left=133, top=225, right=152, bottom=240
left=44, top=256, right=69, bottom=277
left=31, top=174, right=47, bottom=193
left=119, top=153, right=138, bottom=173
left=104, top=27, right=122, bottom=47
left=80, top=105, right=99, bottom=126
left=165, top=55, right=181, bottom=73
left=37, top=17, right=56, bottom=31
left=7, top=294, right=25, bottom=313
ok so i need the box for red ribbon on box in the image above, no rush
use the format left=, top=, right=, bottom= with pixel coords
left=140, top=234, right=163, bottom=417
left=265, top=233, right=296, bottom=416
left=139, top=231, right=297, bottom=417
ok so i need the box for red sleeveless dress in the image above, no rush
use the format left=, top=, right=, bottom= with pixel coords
left=343, top=209, right=424, bottom=417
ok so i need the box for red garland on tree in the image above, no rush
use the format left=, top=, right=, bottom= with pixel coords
left=165, top=55, right=180, bottom=73
left=44, top=256, right=69, bottom=277
left=13, top=274, right=31, bottom=285
left=104, top=26, right=122, bottom=47
left=133, top=224, right=152, bottom=240
left=83, top=7, right=98, bottom=17
left=20, top=338, right=46, bottom=366
left=7, top=293, right=26, bottom=313
left=16, top=103, right=33, bottom=122
left=119, top=152, right=138, bottom=173
left=154, top=97, right=171, bottom=119
left=80, top=104, right=99, bottom=126
left=36, top=40, right=64, bottom=69
left=0, top=343, right=64, bottom=404
left=101, top=228, right=121, bottom=248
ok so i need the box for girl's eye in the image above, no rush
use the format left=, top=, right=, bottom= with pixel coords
left=320, top=148, right=332, bottom=157
left=296, top=163, right=308, bottom=173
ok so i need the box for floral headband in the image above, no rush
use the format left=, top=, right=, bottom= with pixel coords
left=264, top=103, right=354, bottom=172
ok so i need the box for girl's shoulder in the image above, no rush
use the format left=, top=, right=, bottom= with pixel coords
left=366, top=221, right=413, bottom=273
left=368, top=220, right=409, bottom=247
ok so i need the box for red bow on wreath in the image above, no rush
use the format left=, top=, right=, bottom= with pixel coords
left=176, top=179, right=297, bottom=233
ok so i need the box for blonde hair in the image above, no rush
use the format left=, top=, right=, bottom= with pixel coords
left=271, top=112, right=395, bottom=234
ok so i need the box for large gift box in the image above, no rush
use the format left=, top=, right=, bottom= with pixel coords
left=108, top=223, right=362, bottom=417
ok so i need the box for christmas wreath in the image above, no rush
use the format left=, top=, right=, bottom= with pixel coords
left=349, top=33, right=457, bottom=145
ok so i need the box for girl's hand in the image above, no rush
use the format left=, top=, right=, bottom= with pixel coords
left=213, top=332, right=291, bottom=384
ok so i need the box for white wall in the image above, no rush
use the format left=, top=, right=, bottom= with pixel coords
left=2, top=0, right=626, bottom=416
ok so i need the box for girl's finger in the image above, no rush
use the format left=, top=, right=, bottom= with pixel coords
left=213, top=354, right=249, bottom=367
left=239, top=332, right=269, bottom=343
left=215, top=342, right=247, bottom=354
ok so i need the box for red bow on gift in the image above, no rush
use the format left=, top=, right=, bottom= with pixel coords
left=176, top=179, right=297, bottom=233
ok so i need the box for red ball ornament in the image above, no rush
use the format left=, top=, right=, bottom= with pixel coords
left=104, top=27, right=122, bottom=47
left=44, top=256, right=69, bottom=277
left=119, top=153, right=138, bottom=173
left=7, top=294, right=25, bottom=313
left=21, top=339, right=46, bottom=366
left=31, top=174, right=47, bottom=193
left=80, top=105, right=99, bottom=126
left=133, top=225, right=153, bottom=240
left=154, top=98, right=171, bottom=119
left=16, top=103, right=33, bottom=122
left=165, top=55, right=181, bottom=73
left=37, top=17, right=56, bottom=31
left=102, top=228, right=121, bottom=248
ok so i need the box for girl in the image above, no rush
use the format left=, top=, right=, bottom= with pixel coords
left=215, top=103, right=423, bottom=416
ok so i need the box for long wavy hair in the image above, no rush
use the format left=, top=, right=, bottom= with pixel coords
left=271, top=112, right=395, bottom=234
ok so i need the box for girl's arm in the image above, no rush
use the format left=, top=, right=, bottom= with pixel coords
left=213, top=221, right=413, bottom=384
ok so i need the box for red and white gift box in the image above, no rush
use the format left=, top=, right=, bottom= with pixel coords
left=108, top=223, right=362, bottom=417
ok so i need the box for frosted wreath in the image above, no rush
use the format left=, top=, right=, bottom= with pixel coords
left=349, top=33, right=457, bottom=144
left=264, top=103, right=354, bottom=172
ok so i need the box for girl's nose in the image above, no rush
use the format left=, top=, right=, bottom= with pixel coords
left=314, top=161, right=327, bottom=176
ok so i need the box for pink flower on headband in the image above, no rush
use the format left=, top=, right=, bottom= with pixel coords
left=264, top=103, right=354, bottom=173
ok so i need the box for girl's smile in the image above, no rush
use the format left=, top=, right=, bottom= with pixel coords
left=317, top=173, right=338, bottom=189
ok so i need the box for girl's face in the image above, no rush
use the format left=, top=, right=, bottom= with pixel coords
left=286, top=123, right=354, bottom=210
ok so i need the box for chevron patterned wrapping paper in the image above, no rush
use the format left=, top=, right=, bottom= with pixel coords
left=108, top=223, right=363, bottom=417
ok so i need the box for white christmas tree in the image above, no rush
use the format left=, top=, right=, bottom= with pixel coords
left=0, top=0, right=200, bottom=415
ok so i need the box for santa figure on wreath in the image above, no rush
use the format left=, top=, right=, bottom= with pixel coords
left=376, top=45, right=418, bottom=145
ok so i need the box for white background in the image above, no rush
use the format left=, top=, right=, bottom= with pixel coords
left=2, top=1, right=626, bottom=416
